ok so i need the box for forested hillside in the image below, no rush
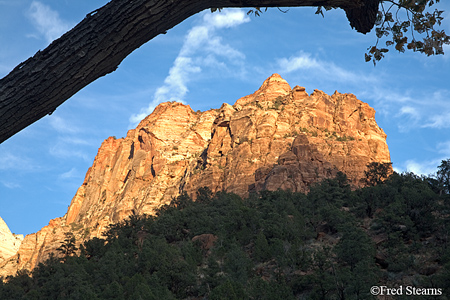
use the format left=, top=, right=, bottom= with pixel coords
left=1, top=162, right=450, bottom=299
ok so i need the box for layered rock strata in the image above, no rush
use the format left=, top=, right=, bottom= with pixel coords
left=0, top=74, right=390, bottom=277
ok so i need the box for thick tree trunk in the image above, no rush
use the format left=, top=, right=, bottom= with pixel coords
left=0, top=0, right=374, bottom=144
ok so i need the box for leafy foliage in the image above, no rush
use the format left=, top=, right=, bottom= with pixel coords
left=1, top=162, right=450, bottom=299
left=366, top=0, right=450, bottom=64
left=217, top=1, right=449, bottom=64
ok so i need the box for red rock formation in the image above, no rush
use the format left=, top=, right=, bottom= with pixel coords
left=0, top=74, right=390, bottom=277
left=183, top=74, right=390, bottom=195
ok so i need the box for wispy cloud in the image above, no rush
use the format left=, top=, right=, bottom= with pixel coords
left=48, top=116, right=80, bottom=134
left=59, top=167, right=79, bottom=180
left=0, top=150, right=38, bottom=190
left=0, top=151, right=39, bottom=172
left=396, top=140, right=450, bottom=175
left=277, top=51, right=450, bottom=133
left=273, top=50, right=450, bottom=175
left=423, top=112, right=450, bottom=129
left=277, top=53, right=320, bottom=72
left=437, top=140, right=450, bottom=157
left=403, top=159, right=440, bottom=176
left=45, top=115, right=93, bottom=162
left=49, top=142, right=91, bottom=161
left=27, top=1, right=72, bottom=44
left=372, top=88, right=450, bottom=131
left=0, top=152, right=21, bottom=170
left=420, top=90, right=450, bottom=129
left=129, top=9, right=250, bottom=126
left=395, top=105, right=422, bottom=131
left=417, top=90, right=450, bottom=129
left=1, top=180, right=21, bottom=189
left=277, top=51, right=376, bottom=84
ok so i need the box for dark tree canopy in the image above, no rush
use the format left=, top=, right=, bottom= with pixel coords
left=0, top=0, right=448, bottom=143
left=437, top=159, right=450, bottom=194
left=1, top=170, right=450, bottom=299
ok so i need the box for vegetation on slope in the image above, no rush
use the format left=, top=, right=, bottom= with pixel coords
left=1, top=161, right=450, bottom=299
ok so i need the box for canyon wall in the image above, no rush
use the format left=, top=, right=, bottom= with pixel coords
left=0, top=74, right=390, bottom=277
left=0, top=217, right=23, bottom=267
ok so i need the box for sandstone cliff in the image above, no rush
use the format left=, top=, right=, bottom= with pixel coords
left=0, top=217, right=23, bottom=266
left=0, top=74, right=390, bottom=277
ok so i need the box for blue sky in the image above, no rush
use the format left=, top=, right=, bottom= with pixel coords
left=1, top=1, right=450, bottom=235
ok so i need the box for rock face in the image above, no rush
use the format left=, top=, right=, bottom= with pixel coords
left=0, top=217, right=23, bottom=266
left=0, top=74, right=391, bottom=277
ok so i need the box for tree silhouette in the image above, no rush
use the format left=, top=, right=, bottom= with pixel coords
left=56, top=232, right=79, bottom=259
left=361, top=161, right=393, bottom=186
left=437, top=159, right=450, bottom=195
left=1, top=181, right=450, bottom=299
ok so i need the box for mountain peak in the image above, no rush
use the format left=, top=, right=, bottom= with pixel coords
left=235, top=73, right=291, bottom=108
left=0, top=75, right=391, bottom=277
left=264, top=73, right=288, bottom=84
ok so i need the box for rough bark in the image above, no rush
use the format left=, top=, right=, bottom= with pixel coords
left=0, top=0, right=376, bottom=144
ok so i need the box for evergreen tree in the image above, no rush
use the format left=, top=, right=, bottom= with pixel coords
left=437, top=159, right=450, bottom=195
left=56, top=232, right=78, bottom=259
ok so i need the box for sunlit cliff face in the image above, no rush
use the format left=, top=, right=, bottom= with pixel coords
left=0, top=74, right=390, bottom=277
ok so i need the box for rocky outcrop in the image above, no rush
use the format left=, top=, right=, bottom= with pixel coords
left=183, top=74, right=390, bottom=195
left=0, top=74, right=391, bottom=277
left=0, top=217, right=23, bottom=267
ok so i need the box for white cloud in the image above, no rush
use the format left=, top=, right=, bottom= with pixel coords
left=59, top=167, right=79, bottom=180
left=437, top=141, right=450, bottom=156
left=394, top=106, right=421, bottom=131
left=398, top=106, right=419, bottom=117
left=205, top=36, right=245, bottom=60
left=398, top=106, right=420, bottom=120
left=129, top=9, right=250, bottom=126
left=403, top=159, right=440, bottom=176
left=397, top=140, right=450, bottom=175
left=276, top=50, right=450, bottom=135
left=0, top=152, right=39, bottom=172
left=48, top=116, right=80, bottom=134
left=421, top=90, right=450, bottom=129
left=1, top=180, right=21, bottom=189
left=277, top=51, right=375, bottom=84
left=27, top=1, right=72, bottom=44
left=423, top=112, right=450, bottom=129
left=276, top=51, right=450, bottom=134
left=49, top=142, right=90, bottom=161
left=278, top=53, right=320, bottom=72
left=0, top=152, right=21, bottom=170
left=203, top=9, right=250, bottom=29
left=400, top=90, right=450, bottom=131
left=129, top=57, right=199, bottom=125
left=45, top=116, right=94, bottom=161
left=359, top=83, right=450, bottom=132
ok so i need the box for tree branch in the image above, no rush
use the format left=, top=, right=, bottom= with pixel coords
left=0, top=0, right=369, bottom=143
